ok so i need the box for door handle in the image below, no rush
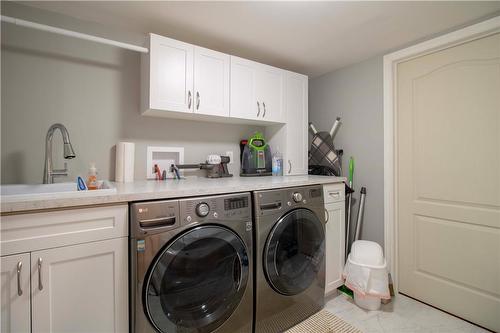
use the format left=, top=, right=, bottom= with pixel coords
left=262, top=102, right=266, bottom=117
left=188, top=91, right=192, bottom=109
left=256, top=101, right=261, bottom=117
left=17, top=261, right=23, bottom=296
left=324, top=208, right=330, bottom=224
left=38, top=258, right=43, bottom=291
left=288, top=160, right=292, bottom=174
left=196, top=91, right=200, bottom=110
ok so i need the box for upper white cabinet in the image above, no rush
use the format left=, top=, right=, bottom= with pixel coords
left=194, top=46, right=230, bottom=117
left=265, top=71, right=308, bottom=175
left=147, top=34, right=194, bottom=113
left=230, top=56, right=258, bottom=121
left=143, top=34, right=230, bottom=118
left=230, top=56, right=284, bottom=123
left=284, top=72, right=308, bottom=175
left=255, top=63, right=284, bottom=122
left=142, top=33, right=300, bottom=126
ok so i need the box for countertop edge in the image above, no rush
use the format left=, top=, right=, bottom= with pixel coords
left=1, top=176, right=345, bottom=215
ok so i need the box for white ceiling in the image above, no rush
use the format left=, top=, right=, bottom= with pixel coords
left=17, top=1, right=500, bottom=77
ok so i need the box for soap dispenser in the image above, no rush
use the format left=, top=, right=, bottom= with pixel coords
left=87, top=162, right=98, bottom=190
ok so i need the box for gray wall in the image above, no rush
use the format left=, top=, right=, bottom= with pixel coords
left=309, top=56, right=384, bottom=246
left=1, top=3, right=260, bottom=184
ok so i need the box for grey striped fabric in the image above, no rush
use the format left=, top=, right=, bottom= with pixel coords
left=285, top=310, right=362, bottom=333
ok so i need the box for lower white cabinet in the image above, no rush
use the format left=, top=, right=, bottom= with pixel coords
left=0, top=205, right=128, bottom=333
left=324, top=184, right=346, bottom=295
left=1, top=253, right=31, bottom=333
left=32, top=238, right=128, bottom=333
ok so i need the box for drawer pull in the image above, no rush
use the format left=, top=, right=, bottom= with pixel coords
left=38, top=258, right=43, bottom=291
left=140, top=217, right=176, bottom=229
left=328, top=191, right=341, bottom=198
left=17, top=261, right=23, bottom=296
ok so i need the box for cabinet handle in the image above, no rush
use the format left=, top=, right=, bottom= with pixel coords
left=17, top=261, right=23, bottom=296
left=188, top=91, right=192, bottom=109
left=328, top=191, right=341, bottom=199
left=324, top=208, right=330, bottom=224
left=38, top=258, right=43, bottom=291
left=196, top=91, right=200, bottom=110
left=262, top=102, right=266, bottom=117
left=256, top=101, right=260, bottom=117
left=288, top=160, right=292, bottom=174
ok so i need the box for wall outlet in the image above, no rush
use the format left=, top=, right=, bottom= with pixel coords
left=226, top=151, right=234, bottom=164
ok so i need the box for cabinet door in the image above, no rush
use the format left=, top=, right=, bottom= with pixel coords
left=256, top=64, right=284, bottom=122
left=285, top=72, right=308, bottom=175
left=150, top=34, right=194, bottom=113
left=230, top=56, right=259, bottom=120
left=325, top=201, right=346, bottom=295
left=194, top=46, right=230, bottom=117
left=1, top=253, right=30, bottom=333
left=31, top=238, right=128, bottom=333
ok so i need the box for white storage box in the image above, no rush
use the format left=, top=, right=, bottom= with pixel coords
left=343, top=240, right=390, bottom=310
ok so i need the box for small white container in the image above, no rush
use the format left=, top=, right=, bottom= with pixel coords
left=343, top=240, right=390, bottom=311
left=354, top=292, right=381, bottom=311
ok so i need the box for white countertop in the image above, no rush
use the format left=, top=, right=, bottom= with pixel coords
left=1, top=175, right=345, bottom=214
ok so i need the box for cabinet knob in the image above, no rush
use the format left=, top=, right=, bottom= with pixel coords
left=188, top=91, right=192, bottom=109
left=262, top=102, right=266, bottom=117
left=288, top=160, right=292, bottom=174
left=196, top=91, right=200, bottom=110
left=256, top=101, right=261, bottom=117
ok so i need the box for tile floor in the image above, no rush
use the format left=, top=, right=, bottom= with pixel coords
left=325, top=293, right=488, bottom=333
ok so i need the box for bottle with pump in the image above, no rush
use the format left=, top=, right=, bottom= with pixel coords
left=272, top=147, right=283, bottom=176
left=87, top=162, right=98, bottom=190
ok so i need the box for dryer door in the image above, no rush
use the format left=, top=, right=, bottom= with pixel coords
left=264, top=208, right=325, bottom=295
left=144, top=225, right=249, bottom=333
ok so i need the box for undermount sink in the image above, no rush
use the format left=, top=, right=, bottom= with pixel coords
left=0, top=181, right=117, bottom=201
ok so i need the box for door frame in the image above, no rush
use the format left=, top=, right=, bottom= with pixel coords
left=383, top=15, right=500, bottom=292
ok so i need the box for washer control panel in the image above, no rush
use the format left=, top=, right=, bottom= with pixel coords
left=180, top=193, right=251, bottom=225
left=255, top=185, right=324, bottom=216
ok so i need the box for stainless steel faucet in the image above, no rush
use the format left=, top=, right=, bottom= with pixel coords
left=43, top=123, right=76, bottom=184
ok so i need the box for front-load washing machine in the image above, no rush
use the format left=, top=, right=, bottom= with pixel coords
left=253, top=185, right=326, bottom=333
left=130, top=192, right=253, bottom=333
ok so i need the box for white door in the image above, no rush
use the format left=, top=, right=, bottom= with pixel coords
left=150, top=34, right=194, bottom=113
left=325, top=201, right=346, bottom=295
left=256, top=64, right=285, bottom=122
left=31, top=238, right=128, bottom=333
left=193, top=46, right=230, bottom=117
left=230, top=56, right=259, bottom=121
left=1, top=253, right=31, bottom=333
left=397, top=33, right=500, bottom=332
left=285, top=72, right=308, bottom=175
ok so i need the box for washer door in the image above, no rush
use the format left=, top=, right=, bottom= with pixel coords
left=144, top=225, right=249, bottom=333
left=264, top=208, right=325, bottom=296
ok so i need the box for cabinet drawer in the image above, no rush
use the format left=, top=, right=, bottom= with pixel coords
left=323, top=183, right=345, bottom=203
left=1, top=205, right=127, bottom=256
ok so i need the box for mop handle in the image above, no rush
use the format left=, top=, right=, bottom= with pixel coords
left=348, top=157, right=354, bottom=187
